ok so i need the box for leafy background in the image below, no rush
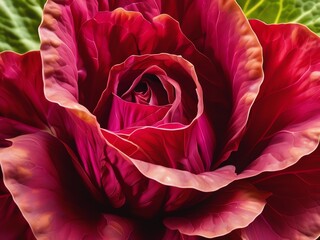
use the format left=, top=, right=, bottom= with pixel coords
left=0, top=0, right=320, bottom=53
left=237, top=0, right=320, bottom=32
left=0, top=0, right=46, bottom=53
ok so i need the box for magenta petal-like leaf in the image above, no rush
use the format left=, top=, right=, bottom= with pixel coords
left=130, top=159, right=236, bottom=192
left=47, top=104, right=108, bottom=192
left=0, top=132, right=145, bottom=239
left=40, top=0, right=108, bottom=101
left=242, top=147, right=320, bottom=239
left=0, top=51, right=49, bottom=129
left=163, top=182, right=269, bottom=238
left=0, top=171, right=35, bottom=239
left=39, top=0, right=104, bottom=122
left=231, top=21, right=320, bottom=176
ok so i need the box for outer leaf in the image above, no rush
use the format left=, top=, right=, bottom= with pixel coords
left=0, top=51, right=49, bottom=130
left=237, top=0, right=320, bottom=35
left=0, top=171, right=35, bottom=239
left=242, top=147, right=320, bottom=239
left=0, top=0, right=46, bottom=53
left=228, top=20, right=320, bottom=177
left=164, top=182, right=269, bottom=238
left=0, top=132, right=139, bottom=239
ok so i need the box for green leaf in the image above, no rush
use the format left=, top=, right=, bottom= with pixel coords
left=237, top=0, right=320, bottom=35
left=0, top=0, right=46, bottom=53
